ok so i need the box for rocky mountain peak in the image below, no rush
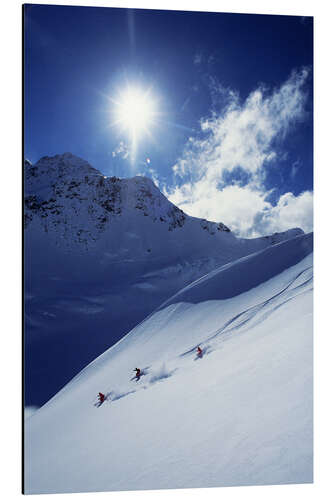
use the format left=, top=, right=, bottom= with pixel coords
left=24, top=153, right=305, bottom=255
left=24, top=153, right=231, bottom=248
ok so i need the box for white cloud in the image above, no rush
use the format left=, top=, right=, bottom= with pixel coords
left=112, top=141, right=130, bottom=159
left=167, top=182, right=313, bottom=237
left=170, top=182, right=268, bottom=235
left=147, top=166, right=160, bottom=188
left=137, top=159, right=161, bottom=188
left=165, top=68, right=312, bottom=236
left=254, top=191, right=313, bottom=236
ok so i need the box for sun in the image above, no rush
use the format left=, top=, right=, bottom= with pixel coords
left=115, top=88, right=155, bottom=134
left=113, top=86, right=157, bottom=153
left=110, top=84, right=159, bottom=164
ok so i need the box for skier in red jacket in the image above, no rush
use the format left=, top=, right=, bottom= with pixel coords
left=197, top=346, right=203, bottom=357
left=98, top=392, right=105, bottom=404
left=134, top=368, right=141, bottom=381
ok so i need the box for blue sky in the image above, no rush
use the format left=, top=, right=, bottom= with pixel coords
left=24, top=5, right=313, bottom=236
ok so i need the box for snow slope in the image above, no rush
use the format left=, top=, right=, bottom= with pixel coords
left=24, top=153, right=303, bottom=407
left=25, top=232, right=313, bottom=494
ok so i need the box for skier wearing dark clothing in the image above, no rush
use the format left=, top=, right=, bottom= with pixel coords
left=134, top=368, right=141, bottom=381
left=197, top=346, right=203, bottom=357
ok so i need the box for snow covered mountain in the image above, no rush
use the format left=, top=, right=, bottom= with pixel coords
left=24, top=153, right=304, bottom=407
left=24, top=152, right=232, bottom=247
left=24, top=152, right=301, bottom=250
left=25, top=232, right=313, bottom=494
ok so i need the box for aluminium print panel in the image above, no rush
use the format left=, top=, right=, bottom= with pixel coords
left=23, top=3, right=313, bottom=494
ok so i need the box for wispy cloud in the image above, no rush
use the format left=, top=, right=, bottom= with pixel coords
left=137, top=159, right=161, bottom=188
left=194, top=50, right=217, bottom=68
left=165, top=68, right=312, bottom=236
left=112, top=141, right=130, bottom=159
left=193, top=51, right=203, bottom=65
left=254, top=190, right=313, bottom=236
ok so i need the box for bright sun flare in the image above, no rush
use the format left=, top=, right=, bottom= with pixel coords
left=114, top=87, right=156, bottom=140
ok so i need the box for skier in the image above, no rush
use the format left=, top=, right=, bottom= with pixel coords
left=134, top=367, right=141, bottom=381
left=197, top=346, right=203, bottom=357
left=98, top=392, right=105, bottom=404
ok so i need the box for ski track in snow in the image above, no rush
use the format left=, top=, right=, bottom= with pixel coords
left=93, top=265, right=313, bottom=408
left=25, top=153, right=306, bottom=408
left=25, top=233, right=313, bottom=494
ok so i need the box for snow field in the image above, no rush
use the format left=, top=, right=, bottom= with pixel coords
left=25, top=234, right=313, bottom=493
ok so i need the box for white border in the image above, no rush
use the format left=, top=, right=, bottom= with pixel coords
left=1, top=1, right=332, bottom=499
